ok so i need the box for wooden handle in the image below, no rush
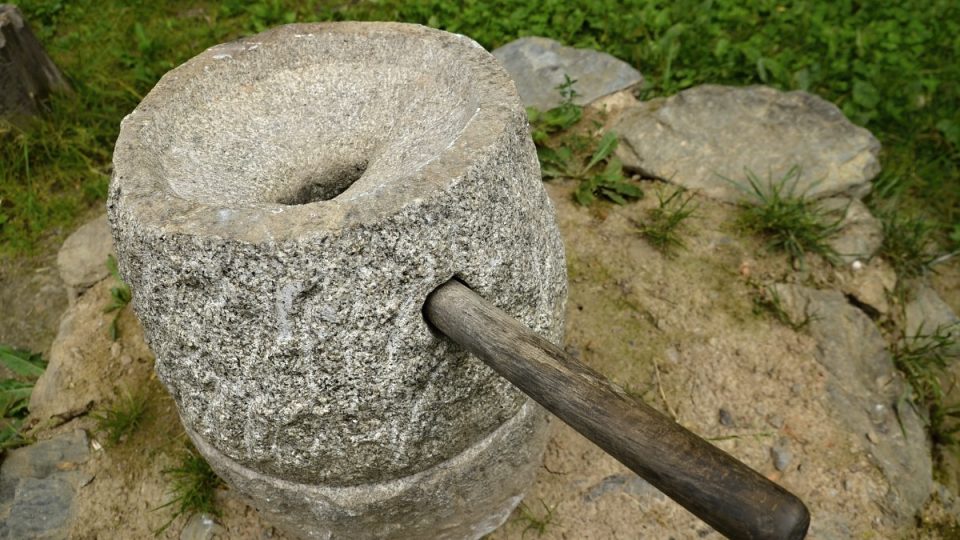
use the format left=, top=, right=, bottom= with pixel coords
left=424, top=280, right=809, bottom=540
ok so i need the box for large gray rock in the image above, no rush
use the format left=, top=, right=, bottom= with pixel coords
left=614, top=85, right=882, bottom=203
left=771, top=284, right=932, bottom=524
left=492, top=36, right=643, bottom=111
left=108, top=22, right=566, bottom=538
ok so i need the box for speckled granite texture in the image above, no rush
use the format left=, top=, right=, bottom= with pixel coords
left=108, top=22, right=566, bottom=538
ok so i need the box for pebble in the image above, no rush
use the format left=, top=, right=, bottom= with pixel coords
left=718, top=408, right=735, bottom=427
left=772, top=445, right=793, bottom=471
left=767, top=415, right=785, bottom=429
left=180, top=512, right=225, bottom=540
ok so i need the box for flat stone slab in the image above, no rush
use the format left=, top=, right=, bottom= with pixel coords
left=56, top=213, right=113, bottom=297
left=613, top=85, right=881, bottom=203
left=492, top=36, right=643, bottom=111
left=771, top=284, right=932, bottom=523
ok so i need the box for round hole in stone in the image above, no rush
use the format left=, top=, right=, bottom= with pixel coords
left=275, top=160, right=368, bottom=205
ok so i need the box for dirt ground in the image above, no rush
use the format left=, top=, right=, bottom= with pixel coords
left=5, top=174, right=955, bottom=539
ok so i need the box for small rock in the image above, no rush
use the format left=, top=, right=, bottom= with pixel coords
left=56, top=213, right=114, bottom=301
left=180, top=512, right=226, bottom=540
left=818, top=198, right=883, bottom=265
left=583, top=474, right=660, bottom=502
left=492, top=37, right=643, bottom=111
left=613, top=85, right=880, bottom=203
left=110, top=342, right=122, bottom=359
left=767, top=415, right=785, bottom=429
left=718, top=408, right=735, bottom=427
left=771, top=444, right=792, bottom=471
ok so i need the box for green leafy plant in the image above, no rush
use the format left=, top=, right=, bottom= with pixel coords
left=91, top=389, right=149, bottom=446
left=4, top=1, right=957, bottom=256
left=527, top=75, right=583, bottom=145
left=516, top=499, right=555, bottom=538
left=0, top=345, right=46, bottom=450
left=634, top=187, right=697, bottom=255
left=734, top=167, right=843, bottom=267
left=104, top=254, right=132, bottom=340
left=539, top=131, right=642, bottom=205
left=155, top=445, right=224, bottom=535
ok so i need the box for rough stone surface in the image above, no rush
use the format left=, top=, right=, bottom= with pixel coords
left=55, top=213, right=114, bottom=301
left=613, top=85, right=882, bottom=203
left=0, top=430, right=91, bottom=540
left=771, top=283, right=933, bottom=522
left=195, top=402, right=550, bottom=540
left=838, top=258, right=897, bottom=316
left=28, top=277, right=153, bottom=424
left=492, top=36, right=643, bottom=111
left=819, top=197, right=883, bottom=265
left=108, top=22, right=565, bottom=537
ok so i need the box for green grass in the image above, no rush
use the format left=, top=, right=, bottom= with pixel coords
left=0, top=345, right=46, bottom=450
left=91, top=389, right=149, bottom=445
left=515, top=499, right=555, bottom=538
left=735, top=167, right=843, bottom=267
left=1, top=0, right=957, bottom=255
left=103, top=254, right=131, bottom=340
left=878, top=209, right=940, bottom=281
left=156, top=445, right=224, bottom=535
left=634, top=187, right=697, bottom=255
left=892, top=322, right=960, bottom=450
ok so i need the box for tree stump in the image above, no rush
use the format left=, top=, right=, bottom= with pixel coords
left=0, top=4, right=70, bottom=120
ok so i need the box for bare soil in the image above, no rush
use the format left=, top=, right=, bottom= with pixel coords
left=7, top=177, right=960, bottom=538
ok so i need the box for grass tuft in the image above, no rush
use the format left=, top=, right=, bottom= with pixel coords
left=751, top=284, right=818, bottom=332
left=516, top=499, right=555, bottom=538
left=634, top=187, right=697, bottom=255
left=103, top=254, right=132, bottom=340
left=734, top=167, right=842, bottom=267
left=155, top=445, right=224, bottom=536
left=91, top=389, right=149, bottom=446
left=892, top=322, right=960, bottom=448
left=878, top=210, right=940, bottom=280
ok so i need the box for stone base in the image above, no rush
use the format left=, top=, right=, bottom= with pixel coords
left=187, top=400, right=551, bottom=540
